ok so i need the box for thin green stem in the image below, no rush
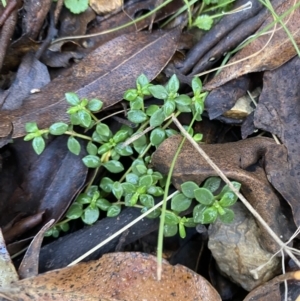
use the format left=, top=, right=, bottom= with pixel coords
left=51, top=0, right=174, bottom=45
left=65, top=131, right=92, bottom=141
left=260, top=0, right=300, bottom=57
left=183, top=0, right=193, bottom=28
left=156, top=113, right=197, bottom=280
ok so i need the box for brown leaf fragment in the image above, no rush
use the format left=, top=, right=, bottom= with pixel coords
left=1, top=52, right=50, bottom=110
left=0, top=229, right=18, bottom=288
left=0, top=28, right=180, bottom=139
left=18, top=219, right=55, bottom=280
left=22, top=0, right=52, bottom=39
left=0, top=252, right=222, bottom=301
left=205, top=75, right=251, bottom=119
left=151, top=135, right=294, bottom=253
left=89, top=0, right=123, bottom=14
left=204, top=0, right=300, bottom=90
left=179, top=0, right=265, bottom=74
left=243, top=270, right=300, bottom=301
left=254, top=56, right=300, bottom=227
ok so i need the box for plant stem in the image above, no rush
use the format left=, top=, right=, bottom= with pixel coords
left=156, top=113, right=197, bottom=280
left=51, top=0, right=174, bottom=45
left=65, top=131, right=92, bottom=141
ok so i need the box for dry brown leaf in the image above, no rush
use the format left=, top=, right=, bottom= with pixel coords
left=0, top=28, right=180, bottom=139
left=89, top=0, right=123, bottom=14
left=0, top=252, right=221, bottom=301
left=204, top=0, right=300, bottom=90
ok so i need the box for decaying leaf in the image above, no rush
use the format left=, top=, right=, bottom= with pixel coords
left=89, top=0, right=123, bottom=14
left=204, top=0, right=300, bottom=90
left=254, top=55, right=300, bottom=227
left=243, top=270, right=300, bottom=301
left=0, top=252, right=222, bottom=301
left=0, top=28, right=180, bottom=139
left=0, top=229, right=18, bottom=288
left=151, top=135, right=294, bottom=253
left=0, top=136, right=88, bottom=239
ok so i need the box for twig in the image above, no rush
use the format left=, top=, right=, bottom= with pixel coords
left=171, top=115, right=300, bottom=267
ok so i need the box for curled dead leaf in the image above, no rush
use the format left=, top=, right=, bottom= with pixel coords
left=0, top=252, right=221, bottom=301
left=205, top=0, right=300, bottom=90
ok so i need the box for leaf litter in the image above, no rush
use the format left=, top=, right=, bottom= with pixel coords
left=1, top=0, right=300, bottom=300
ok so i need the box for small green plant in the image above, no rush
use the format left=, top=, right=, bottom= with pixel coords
left=52, top=0, right=89, bottom=14
left=24, top=74, right=240, bottom=238
left=1, top=0, right=6, bottom=7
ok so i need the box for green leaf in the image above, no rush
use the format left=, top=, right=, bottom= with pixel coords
left=164, top=211, right=180, bottom=225
left=67, top=136, right=81, bottom=155
left=166, top=74, right=179, bottom=93
left=100, top=177, right=114, bottom=193
left=193, top=133, right=203, bottom=142
left=127, top=110, right=147, bottom=124
left=115, top=144, right=133, bottom=156
left=175, top=94, right=191, bottom=106
left=82, top=155, right=101, bottom=168
left=146, top=105, right=159, bottom=116
left=82, top=206, right=99, bottom=225
left=130, top=97, right=143, bottom=110
left=219, top=191, right=238, bottom=207
left=183, top=217, right=197, bottom=227
left=103, top=160, right=124, bottom=173
left=171, top=193, right=192, bottom=212
left=125, top=173, right=139, bottom=185
left=123, top=89, right=138, bottom=101
left=165, top=128, right=178, bottom=137
left=24, top=133, right=37, bottom=141
left=59, top=223, right=70, bottom=232
left=112, top=181, right=123, bottom=200
left=65, top=92, right=80, bottom=105
left=113, top=129, right=129, bottom=143
left=163, top=100, right=176, bottom=117
left=96, top=123, right=111, bottom=137
left=49, top=122, right=68, bottom=135
left=97, top=143, right=112, bottom=155
left=66, top=203, right=83, bottom=219
left=218, top=208, right=235, bottom=223
left=150, top=108, right=166, bottom=127
left=203, top=177, right=221, bottom=193
left=194, top=188, right=215, bottom=206
left=150, top=128, right=166, bottom=146
left=95, top=198, right=111, bottom=211
left=194, top=15, right=214, bottom=31
left=144, top=208, right=161, bottom=218
left=136, top=74, right=149, bottom=88
left=64, top=0, right=89, bottom=14
left=194, top=204, right=218, bottom=224
left=75, top=193, right=91, bottom=204
left=147, top=186, right=164, bottom=196
left=87, top=99, right=103, bottom=112
left=32, top=136, right=45, bottom=155
left=126, top=192, right=139, bottom=206
left=164, top=224, right=178, bottom=237
left=192, top=77, right=202, bottom=94
left=78, top=109, right=92, bottom=127
left=86, top=141, right=98, bottom=155
left=193, top=204, right=207, bottom=223
left=25, top=122, right=39, bottom=133
left=181, top=181, right=199, bottom=198
left=179, top=222, right=186, bottom=239
left=218, top=181, right=241, bottom=198
left=148, top=85, right=168, bottom=99
left=139, top=175, right=153, bottom=188
left=86, top=185, right=99, bottom=197
left=122, top=182, right=136, bottom=194
left=107, top=205, right=121, bottom=217
left=139, top=194, right=154, bottom=208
